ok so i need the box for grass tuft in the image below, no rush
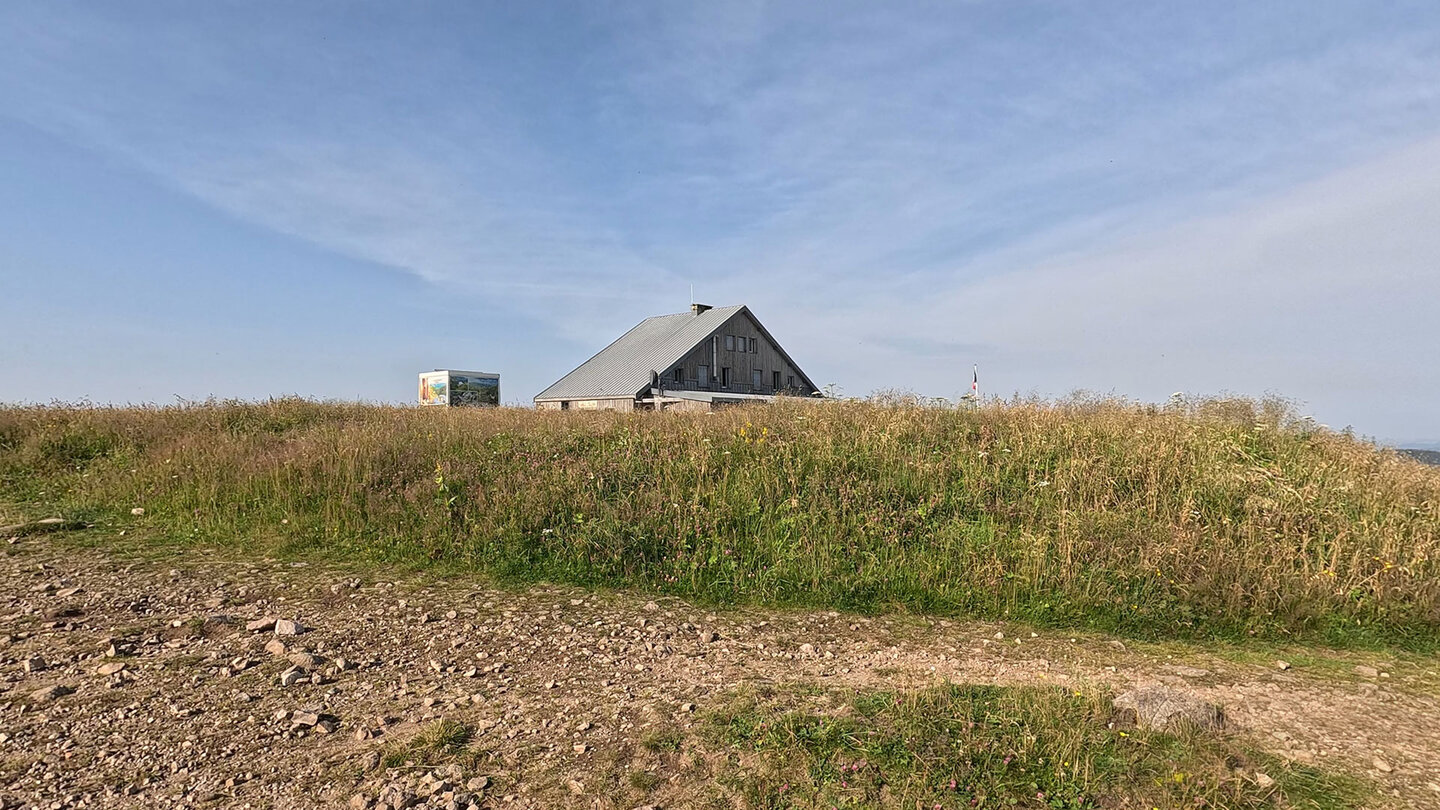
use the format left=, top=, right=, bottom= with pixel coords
left=380, top=719, right=475, bottom=770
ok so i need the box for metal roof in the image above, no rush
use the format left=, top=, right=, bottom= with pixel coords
left=535, top=305, right=748, bottom=401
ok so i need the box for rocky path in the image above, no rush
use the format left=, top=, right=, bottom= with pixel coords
left=2, top=537, right=1437, bottom=809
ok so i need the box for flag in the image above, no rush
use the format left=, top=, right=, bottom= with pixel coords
left=971, top=365, right=978, bottom=396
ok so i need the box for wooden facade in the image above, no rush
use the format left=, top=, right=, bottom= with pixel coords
left=658, top=310, right=811, bottom=398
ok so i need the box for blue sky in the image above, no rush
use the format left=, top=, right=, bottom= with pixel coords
left=2, top=2, right=1438, bottom=443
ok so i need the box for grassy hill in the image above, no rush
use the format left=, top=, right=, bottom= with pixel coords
left=2, top=396, right=1437, bottom=649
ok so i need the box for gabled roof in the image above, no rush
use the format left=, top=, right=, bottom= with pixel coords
left=534, top=305, right=818, bottom=401
left=535, top=305, right=744, bottom=401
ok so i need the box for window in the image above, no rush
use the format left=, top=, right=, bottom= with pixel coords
left=698, top=365, right=709, bottom=386
left=672, top=367, right=683, bottom=384
left=724, top=335, right=735, bottom=351
left=752, top=369, right=763, bottom=388
left=773, top=370, right=781, bottom=389
left=749, top=337, right=757, bottom=353
left=787, top=375, right=795, bottom=389
left=736, top=336, right=745, bottom=353
left=720, top=367, right=730, bottom=388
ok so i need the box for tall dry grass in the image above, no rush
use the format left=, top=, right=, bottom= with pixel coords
left=1, top=396, right=1436, bottom=646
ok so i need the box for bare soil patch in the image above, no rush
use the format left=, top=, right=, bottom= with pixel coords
left=2, top=538, right=1436, bottom=808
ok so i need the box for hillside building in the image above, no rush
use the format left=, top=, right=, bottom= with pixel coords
left=534, top=304, right=821, bottom=412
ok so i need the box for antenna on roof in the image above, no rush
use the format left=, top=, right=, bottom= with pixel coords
left=690, top=283, right=694, bottom=306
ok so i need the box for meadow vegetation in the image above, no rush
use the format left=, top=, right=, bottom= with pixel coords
left=1, top=395, right=1437, bottom=648
left=703, top=682, right=1369, bottom=809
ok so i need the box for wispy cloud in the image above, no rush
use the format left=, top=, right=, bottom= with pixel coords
left=1, top=2, right=1438, bottom=435
left=798, top=135, right=1440, bottom=435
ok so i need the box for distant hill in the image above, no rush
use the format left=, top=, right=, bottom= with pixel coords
left=1400, top=448, right=1440, bottom=466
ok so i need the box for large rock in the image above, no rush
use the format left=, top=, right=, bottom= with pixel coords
left=1113, top=685, right=1224, bottom=731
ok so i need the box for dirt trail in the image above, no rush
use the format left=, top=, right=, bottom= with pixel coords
left=2, top=538, right=1437, bottom=809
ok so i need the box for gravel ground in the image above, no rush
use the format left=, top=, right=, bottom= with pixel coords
left=3, top=536, right=1438, bottom=809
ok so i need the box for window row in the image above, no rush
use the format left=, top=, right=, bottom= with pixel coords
left=678, top=365, right=797, bottom=391
left=723, top=334, right=758, bottom=353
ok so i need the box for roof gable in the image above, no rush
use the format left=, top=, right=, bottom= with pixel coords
left=730, top=308, right=821, bottom=395
left=534, top=305, right=747, bottom=401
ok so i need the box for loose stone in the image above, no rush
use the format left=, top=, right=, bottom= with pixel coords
left=274, top=619, right=305, bottom=636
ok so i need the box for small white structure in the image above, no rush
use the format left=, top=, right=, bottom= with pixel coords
left=418, top=370, right=500, bottom=407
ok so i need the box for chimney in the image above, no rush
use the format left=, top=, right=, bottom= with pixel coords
left=691, top=303, right=712, bottom=315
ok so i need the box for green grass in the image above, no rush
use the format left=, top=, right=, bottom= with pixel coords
left=703, top=683, right=1372, bottom=809
left=2, top=396, right=1438, bottom=648
left=380, top=719, right=476, bottom=770
left=628, top=770, right=663, bottom=791
left=641, top=728, right=686, bottom=753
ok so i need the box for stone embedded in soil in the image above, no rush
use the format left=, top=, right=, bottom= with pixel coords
left=1354, top=665, right=1380, bottom=678
left=265, top=639, right=288, bottom=656
left=1113, top=685, right=1224, bottom=732
left=245, top=617, right=277, bottom=633
left=22, top=655, right=46, bottom=673
left=289, top=651, right=321, bottom=668
left=29, top=684, right=74, bottom=703
left=95, top=662, right=127, bottom=676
